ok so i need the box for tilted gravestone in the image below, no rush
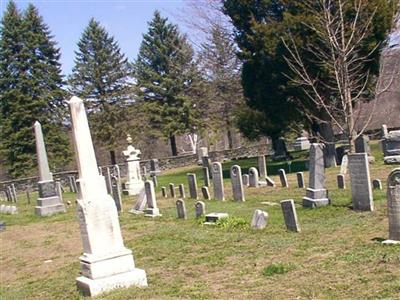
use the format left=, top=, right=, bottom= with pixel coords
left=251, top=209, right=268, bottom=229
left=278, top=169, right=289, bottom=188
left=212, top=162, right=225, bottom=201
left=258, top=156, right=267, bottom=179
left=161, top=186, right=167, bottom=198
left=178, top=184, right=185, bottom=198
left=111, top=175, right=123, bottom=213
left=249, top=167, right=259, bottom=188
left=242, top=174, right=249, bottom=187
left=230, top=165, right=245, bottom=202
left=144, top=180, right=161, bottom=217
left=68, top=96, right=147, bottom=296
left=348, top=153, right=373, bottom=211
left=296, top=172, right=305, bottom=188
left=187, top=173, right=198, bottom=200
left=152, top=175, right=158, bottom=187
left=281, top=199, right=301, bottom=232
left=203, top=167, right=210, bottom=187
left=337, top=174, right=346, bottom=189
left=176, top=199, right=187, bottom=219
left=129, top=187, right=147, bottom=214
left=372, top=179, right=382, bottom=190
left=202, top=187, right=211, bottom=200
left=384, top=169, right=400, bottom=243
left=302, top=144, right=329, bottom=208
left=195, top=201, right=206, bottom=218
left=169, top=183, right=176, bottom=198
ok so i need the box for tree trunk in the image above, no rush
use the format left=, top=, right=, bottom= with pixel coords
left=170, top=135, right=178, bottom=156
left=109, top=150, right=116, bottom=165
left=319, top=122, right=337, bottom=168
left=227, top=127, right=234, bottom=150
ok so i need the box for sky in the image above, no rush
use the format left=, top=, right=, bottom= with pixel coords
left=0, top=0, right=190, bottom=75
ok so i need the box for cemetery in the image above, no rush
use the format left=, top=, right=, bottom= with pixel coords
left=1, top=0, right=400, bottom=299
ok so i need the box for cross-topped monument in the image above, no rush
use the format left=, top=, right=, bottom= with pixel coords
left=122, top=134, right=144, bottom=195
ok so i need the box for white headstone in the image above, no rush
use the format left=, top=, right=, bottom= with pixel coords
left=122, top=136, right=144, bottom=196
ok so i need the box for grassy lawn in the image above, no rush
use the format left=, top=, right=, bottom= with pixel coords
left=1, top=141, right=400, bottom=299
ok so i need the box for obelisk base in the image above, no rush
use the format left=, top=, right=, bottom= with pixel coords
left=35, top=180, right=66, bottom=216
left=123, top=181, right=144, bottom=196
left=302, top=188, right=329, bottom=208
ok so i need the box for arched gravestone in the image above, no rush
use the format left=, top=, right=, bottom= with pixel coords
left=248, top=167, right=259, bottom=188
left=212, top=162, right=225, bottom=201
left=386, top=169, right=400, bottom=242
left=230, top=165, right=245, bottom=202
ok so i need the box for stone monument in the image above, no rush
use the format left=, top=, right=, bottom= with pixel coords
left=212, top=162, right=225, bottom=201
left=384, top=168, right=400, bottom=244
left=122, top=135, right=144, bottom=196
left=230, top=165, right=245, bottom=202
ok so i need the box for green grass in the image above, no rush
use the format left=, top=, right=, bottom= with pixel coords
left=1, top=141, right=400, bottom=299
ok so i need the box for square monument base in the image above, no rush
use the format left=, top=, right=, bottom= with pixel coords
left=384, top=155, right=400, bottom=164
left=302, top=197, right=329, bottom=208
left=144, top=207, right=162, bottom=218
left=35, top=197, right=66, bottom=216
left=76, top=268, right=147, bottom=297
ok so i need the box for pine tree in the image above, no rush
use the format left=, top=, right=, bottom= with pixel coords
left=0, top=2, right=71, bottom=178
left=133, top=11, right=202, bottom=156
left=69, top=18, right=131, bottom=162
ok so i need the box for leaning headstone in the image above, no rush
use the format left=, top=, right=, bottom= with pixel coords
left=69, top=96, right=147, bottom=296
left=251, top=209, right=268, bottom=229
left=129, top=187, right=147, bottom=214
left=230, top=165, right=245, bottom=202
left=122, top=135, right=144, bottom=195
left=11, top=184, right=17, bottom=202
left=161, top=187, right=167, bottom=198
left=55, top=181, right=63, bottom=203
left=348, top=153, right=373, bottom=211
left=248, top=167, right=259, bottom=188
left=176, top=199, right=187, bottom=219
left=258, top=156, right=267, bottom=179
left=144, top=180, right=161, bottom=217
left=34, top=121, right=66, bottom=216
left=111, top=175, right=123, bottom=213
left=340, top=155, right=349, bottom=175
left=384, top=168, right=400, bottom=243
left=212, top=162, right=225, bottom=201
left=201, top=186, right=211, bottom=200
left=281, top=199, right=301, bottom=232
left=152, top=175, right=158, bottom=187
left=178, top=184, right=185, bottom=199
left=296, top=172, right=305, bottom=188
left=302, top=144, right=329, bottom=208
left=204, top=212, right=229, bottom=225
left=372, top=179, right=382, bottom=190
left=169, top=183, right=176, bottom=198
left=203, top=167, right=210, bottom=187
left=242, top=174, right=249, bottom=187
left=195, top=201, right=206, bottom=218
left=187, top=173, right=198, bottom=200
left=337, top=174, right=346, bottom=189
left=278, top=169, right=289, bottom=188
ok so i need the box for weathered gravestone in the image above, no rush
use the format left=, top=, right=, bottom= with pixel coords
left=242, top=174, right=249, bottom=187
left=105, top=167, right=112, bottom=195
left=251, top=209, right=268, bottom=229
left=230, top=165, right=245, bottom=202
left=150, top=159, right=160, bottom=176
left=11, top=184, right=17, bottom=202
left=161, top=186, right=167, bottom=198
left=278, top=169, right=289, bottom=188
left=372, top=179, right=382, bottom=190
left=144, top=180, right=161, bottom=217
left=203, top=167, right=210, bottom=187
left=129, top=187, right=147, bottom=214
left=111, top=175, right=122, bottom=213
left=195, top=201, right=206, bottom=218
left=204, top=212, right=229, bottom=225
left=302, top=144, right=329, bottom=208
left=202, top=187, right=211, bottom=200
left=273, top=137, right=288, bottom=160
left=68, top=175, right=77, bottom=193
left=187, top=173, right=198, bottom=200
left=355, top=135, right=374, bottom=162
left=296, top=172, right=305, bottom=188
left=176, top=199, right=187, bottom=219
left=348, top=153, right=374, bottom=211
left=178, top=184, right=185, bottom=198
left=152, top=175, right=158, bottom=187
left=337, top=174, right=346, bottom=189
left=212, top=162, right=225, bottom=201
left=202, top=156, right=212, bottom=179
left=197, top=147, right=208, bottom=165
left=340, top=155, right=349, bottom=175
left=169, top=183, right=176, bottom=198
left=258, top=156, right=267, bottom=180
left=382, top=130, right=400, bottom=164
left=249, top=167, right=259, bottom=188
left=122, top=135, right=144, bottom=195
left=281, top=199, right=301, bottom=232
left=55, top=180, right=63, bottom=203
left=69, top=96, right=147, bottom=296
left=34, top=121, right=66, bottom=216
left=384, top=168, right=400, bottom=243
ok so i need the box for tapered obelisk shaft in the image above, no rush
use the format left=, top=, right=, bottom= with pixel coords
left=34, top=121, right=52, bottom=182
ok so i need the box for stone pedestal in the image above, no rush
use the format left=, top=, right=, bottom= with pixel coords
left=383, top=130, right=400, bottom=164
left=122, top=140, right=144, bottom=196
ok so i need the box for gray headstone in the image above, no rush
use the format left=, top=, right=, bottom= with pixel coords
left=355, top=135, right=371, bottom=154
left=161, top=186, right=167, bottom=198
left=187, top=173, right=198, bottom=200
left=281, top=199, right=301, bottom=232
left=230, top=165, right=245, bottom=202
left=203, top=167, right=210, bottom=187
left=202, top=156, right=212, bottom=179
left=278, top=169, right=289, bottom=188
left=337, top=174, right=346, bottom=189
left=178, top=184, right=185, bottom=198
left=348, top=153, right=373, bottom=211
left=302, top=144, right=329, bottom=208
left=176, top=199, right=187, bottom=219
left=150, top=159, right=160, bottom=175
left=11, top=184, right=17, bottom=202
left=144, top=180, right=161, bottom=217
left=68, top=176, right=77, bottom=193
left=130, top=187, right=147, bottom=214
left=386, top=169, right=400, bottom=241
left=195, top=201, right=206, bottom=218
left=251, top=209, right=268, bottom=229
left=212, top=162, right=225, bottom=201
left=6, top=186, right=13, bottom=202
left=169, top=183, right=176, bottom=198
left=201, top=186, right=211, bottom=200
left=152, top=175, right=158, bottom=187
left=249, top=167, right=259, bottom=188
left=56, top=181, right=63, bottom=202
left=372, top=179, right=382, bottom=190
left=258, top=156, right=267, bottom=179
left=296, top=172, right=305, bottom=188
left=105, top=167, right=112, bottom=195
left=111, top=175, right=122, bottom=213
left=242, top=174, right=249, bottom=187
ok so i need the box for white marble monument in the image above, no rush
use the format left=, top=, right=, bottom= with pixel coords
left=122, top=134, right=144, bottom=195
left=69, top=96, right=147, bottom=297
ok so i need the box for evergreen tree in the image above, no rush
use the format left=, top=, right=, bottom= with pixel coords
left=69, top=18, right=131, bottom=163
left=0, top=2, right=71, bottom=178
left=133, top=11, right=202, bottom=156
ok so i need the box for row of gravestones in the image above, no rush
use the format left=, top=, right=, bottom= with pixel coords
left=1, top=184, right=17, bottom=202
left=0, top=204, right=18, bottom=214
